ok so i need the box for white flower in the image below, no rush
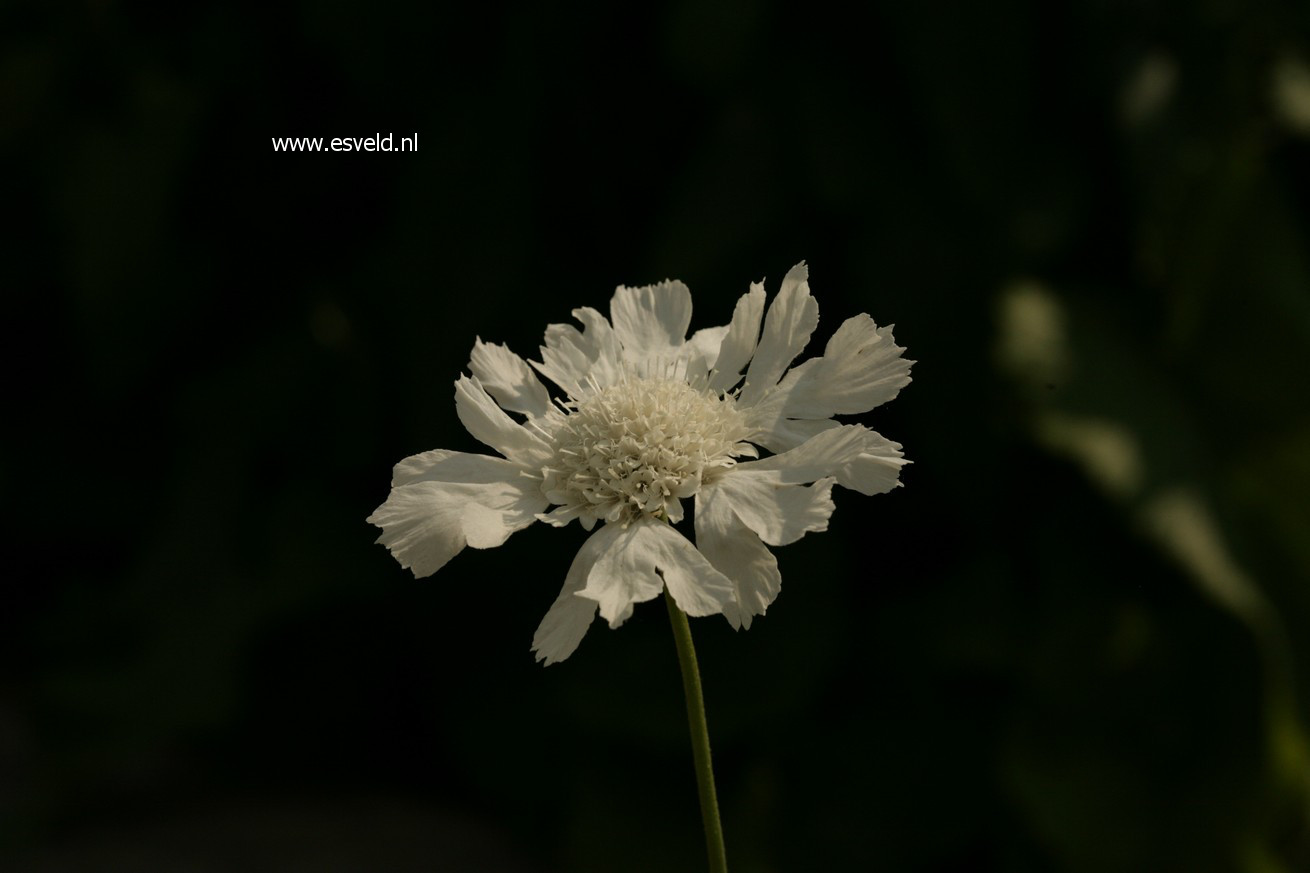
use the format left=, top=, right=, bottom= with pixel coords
left=368, top=263, right=913, bottom=664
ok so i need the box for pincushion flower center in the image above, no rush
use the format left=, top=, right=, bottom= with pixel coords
left=542, top=377, right=750, bottom=525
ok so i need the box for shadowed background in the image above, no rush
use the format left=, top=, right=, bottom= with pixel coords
left=4, top=2, right=1310, bottom=871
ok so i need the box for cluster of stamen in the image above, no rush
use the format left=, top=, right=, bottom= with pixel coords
left=540, top=377, right=750, bottom=527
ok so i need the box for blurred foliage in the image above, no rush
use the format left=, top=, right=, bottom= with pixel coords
left=3, top=1, right=1310, bottom=871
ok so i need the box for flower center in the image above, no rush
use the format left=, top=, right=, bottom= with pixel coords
left=541, top=377, right=750, bottom=526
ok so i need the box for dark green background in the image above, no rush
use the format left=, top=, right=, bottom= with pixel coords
left=5, top=2, right=1310, bottom=871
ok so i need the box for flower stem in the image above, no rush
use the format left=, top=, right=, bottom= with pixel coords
left=664, top=590, right=729, bottom=873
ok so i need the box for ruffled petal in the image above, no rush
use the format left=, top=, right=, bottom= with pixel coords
left=367, top=469, right=547, bottom=577
left=742, top=403, right=841, bottom=454
left=571, top=307, right=626, bottom=387
left=707, top=283, right=766, bottom=393
left=836, top=432, right=908, bottom=495
left=454, top=376, right=553, bottom=466
left=533, top=325, right=592, bottom=397
left=708, top=471, right=836, bottom=547
left=468, top=339, right=554, bottom=419
left=531, top=529, right=608, bottom=665
left=739, top=263, right=819, bottom=407
left=532, top=307, right=624, bottom=396
left=580, top=518, right=734, bottom=627
left=743, top=424, right=909, bottom=495
left=576, top=523, right=660, bottom=626
left=771, top=315, right=912, bottom=417
left=695, top=483, right=781, bottom=630
left=391, top=448, right=529, bottom=487
left=684, top=325, right=729, bottom=380
left=610, top=280, right=693, bottom=360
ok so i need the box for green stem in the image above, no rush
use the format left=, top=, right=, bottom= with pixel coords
left=664, top=590, right=729, bottom=873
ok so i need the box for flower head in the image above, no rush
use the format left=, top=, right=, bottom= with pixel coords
left=368, top=264, right=912, bottom=663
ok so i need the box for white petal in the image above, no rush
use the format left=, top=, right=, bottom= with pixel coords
left=772, top=315, right=912, bottom=417
left=685, top=325, right=729, bottom=377
left=739, top=263, right=819, bottom=407
left=707, top=283, right=766, bottom=393
left=532, top=307, right=624, bottom=396
left=580, top=519, right=735, bottom=627
left=571, top=306, right=625, bottom=386
left=743, top=424, right=909, bottom=495
left=576, top=523, right=660, bottom=626
left=367, top=473, right=547, bottom=577
left=695, top=484, right=781, bottom=631
left=531, top=530, right=607, bottom=665
left=610, top=280, right=693, bottom=359
left=392, top=448, right=528, bottom=487
left=535, top=502, right=585, bottom=528
left=840, top=436, right=909, bottom=496
left=533, top=324, right=592, bottom=397
left=709, top=471, right=836, bottom=546
left=454, top=376, right=553, bottom=465
left=468, top=339, right=553, bottom=419
left=742, top=401, right=842, bottom=453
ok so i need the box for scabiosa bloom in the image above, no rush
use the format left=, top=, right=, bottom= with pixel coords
left=368, top=264, right=912, bottom=664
